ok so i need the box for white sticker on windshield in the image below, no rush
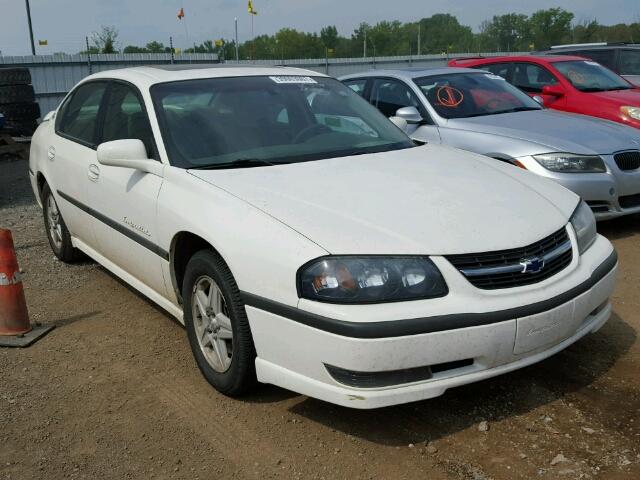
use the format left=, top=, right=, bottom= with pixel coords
left=269, top=76, right=317, bottom=84
left=584, top=61, right=600, bottom=66
left=485, top=73, right=506, bottom=80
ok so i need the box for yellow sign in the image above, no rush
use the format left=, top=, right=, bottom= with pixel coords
left=215, top=39, right=225, bottom=47
left=38, top=40, right=48, bottom=46
left=248, top=0, right=257, bottom=15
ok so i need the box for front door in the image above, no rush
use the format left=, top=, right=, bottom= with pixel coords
left=87, top=81, right=167, bottom=296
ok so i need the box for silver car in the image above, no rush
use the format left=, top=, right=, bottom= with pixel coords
left=339, top=68, right=640, bottom=220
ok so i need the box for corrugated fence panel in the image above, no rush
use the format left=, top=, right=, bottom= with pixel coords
left=0, top=52, right=523, bottom=120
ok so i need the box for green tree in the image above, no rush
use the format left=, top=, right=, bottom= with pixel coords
left=320, top=25, right=339, bottom=50
left=92, top=25, right=119, bottom=54
left=529, top=8, right=574, bottom=49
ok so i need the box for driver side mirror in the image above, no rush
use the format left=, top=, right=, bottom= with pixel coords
left=541, top=84, right=565, bottom=98
left=97, top=139, right=163, bottom=177
left=393, top=106, right=424, bottom=124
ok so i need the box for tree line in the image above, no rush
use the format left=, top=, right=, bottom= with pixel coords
left=86, top=8, right=640, bottom=59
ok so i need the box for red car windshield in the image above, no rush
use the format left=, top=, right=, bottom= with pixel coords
left=414, top=72, right=541, bottom=119
left=553, top=60, right=633, bottom=92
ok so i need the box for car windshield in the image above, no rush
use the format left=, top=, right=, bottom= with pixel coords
left=553, top=60, right=632, bottom=92
left=151, top=75, right=414, bottom=168
left=414, top=72, right=542, bottom=119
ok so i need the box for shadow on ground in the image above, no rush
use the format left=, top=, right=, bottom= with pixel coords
left=287, top=312, right=635, bottom=447
left=598, top=213, right=640, bottom=240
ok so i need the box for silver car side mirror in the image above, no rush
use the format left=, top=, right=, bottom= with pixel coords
left=394, top=106, right=423, bottom=124
left=532, top=95, right=545, bottom=106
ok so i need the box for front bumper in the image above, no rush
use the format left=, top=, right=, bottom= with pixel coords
left=244, top=236, right=617, bottom=409
left=517, top=155, right=640, bottom=220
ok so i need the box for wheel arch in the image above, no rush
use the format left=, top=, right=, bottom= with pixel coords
left=170, top=231, right=228, bottom=305
left=36, top=171, right=48, bottom=203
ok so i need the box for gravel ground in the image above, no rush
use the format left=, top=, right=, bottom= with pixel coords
left=1, top=157, right=639, bottom=480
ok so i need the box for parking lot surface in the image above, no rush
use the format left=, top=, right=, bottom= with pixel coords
left=1, top=157, right=639, bottom=480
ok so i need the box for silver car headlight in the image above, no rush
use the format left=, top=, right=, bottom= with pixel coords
left=298, top=256, right=448, bottom=303
left=621, top=106, right=640, bottom=121
left=570, top=200, right=597, bottom=255
left=533, top=153, right=606, bottom=173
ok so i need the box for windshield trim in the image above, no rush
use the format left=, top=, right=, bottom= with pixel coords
left=150, top=75, right=415, bottom=169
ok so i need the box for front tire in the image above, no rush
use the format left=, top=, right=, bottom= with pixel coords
left=41, top=183, right=78, bottom=262
left=183, top=250, right=257, bottom=396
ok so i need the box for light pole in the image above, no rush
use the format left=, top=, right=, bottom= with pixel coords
left=24, top=0, right=36, bottom=55
left=234, top=17, right=239, bottom=62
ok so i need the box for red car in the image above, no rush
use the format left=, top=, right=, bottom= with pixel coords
left=448, top=55, right=640, bottom=130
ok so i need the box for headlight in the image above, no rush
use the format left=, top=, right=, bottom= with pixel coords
left=298, top=256, right=448, bottom=303
left=621, top=106, right=640, bottom=121
left=533, top=153, right=606, bottom=173
left=570, top=200, right=597, bottom=255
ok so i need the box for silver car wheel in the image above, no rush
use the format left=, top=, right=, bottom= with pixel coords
left=191, top=275, right=233, bottom=373
left=46, top=194, right=63, bottom=250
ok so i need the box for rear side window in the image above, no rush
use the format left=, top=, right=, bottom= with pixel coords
left=343, top=79, right=367, bottom=97
left=483, top=63, right=510, bottom=79
left=619, top=50, right=640, bottom=75
left=511, top=63, right=558, bottom=93
left=56, top=82, right=107, bottom=146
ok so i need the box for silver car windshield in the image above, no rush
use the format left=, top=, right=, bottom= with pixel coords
left=414, top=72, right=542, bottom=120
left=553, top=60, right=633, bottom=92
left=151, top=75, right=414, bottom=169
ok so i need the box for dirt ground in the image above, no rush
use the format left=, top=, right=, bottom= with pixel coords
left=1, top=157, right=639, bottom=480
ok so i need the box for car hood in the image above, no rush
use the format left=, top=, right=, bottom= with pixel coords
left=189, top=145, right=578, bottom=255
left=588, top=87, right=640, bottom=105
left=446, top=109, right=640, bottom=155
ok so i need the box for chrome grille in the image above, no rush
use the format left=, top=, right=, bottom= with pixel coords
left=614, top=151, right=640, bottom=171
left=446, top=227, right=573, bottom=290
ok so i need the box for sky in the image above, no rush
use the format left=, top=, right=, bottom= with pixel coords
left=1, top=0, right=639, bottom=56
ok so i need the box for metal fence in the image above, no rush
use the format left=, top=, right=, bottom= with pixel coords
left=0, top=51, right=525, bottom=116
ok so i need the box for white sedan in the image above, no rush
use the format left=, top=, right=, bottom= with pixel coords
left=29, top=65, right=618, bottom=409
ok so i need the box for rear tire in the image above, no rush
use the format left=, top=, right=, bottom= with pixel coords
left=182, top=250, right=257, bottom=396
left=41, top=183, right=78, bottom=262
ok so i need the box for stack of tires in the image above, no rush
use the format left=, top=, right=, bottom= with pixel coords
left=0, top=67, right=40, bottom=137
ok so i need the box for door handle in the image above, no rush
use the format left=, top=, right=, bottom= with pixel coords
left=88, top=164, right=100, bottom=182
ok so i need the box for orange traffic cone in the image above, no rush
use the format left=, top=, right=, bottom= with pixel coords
left=0, top=229, right=54, bottom=347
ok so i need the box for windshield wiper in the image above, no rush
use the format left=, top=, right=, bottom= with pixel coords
left=189, top=158, right=278, bottom=170
left=604, top=86, right=633, bottom=91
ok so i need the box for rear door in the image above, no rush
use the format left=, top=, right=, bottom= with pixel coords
left=87, top=80, right=168, bottom=296
left=50, top=81, right=108, bottom=249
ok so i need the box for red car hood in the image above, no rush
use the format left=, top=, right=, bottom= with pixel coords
left=589, top=88, right=640, bottom=105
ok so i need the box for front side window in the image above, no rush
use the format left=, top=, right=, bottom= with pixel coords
left=553, top=60, right=632, bottom=92
left=511, top=63, right=558, bottom=93
left=151, top=76, right=413, bottom=169
left=343, top=79, right=367, bottom=97
left=414, top=72, right=542, bottom=119
left=56, top=82, right=107, bottom=146
left=102, top=82, right=155, bottom=158
left=619, top=50, right=640, bottom=76
left=370, top=78, right=422, bottom=117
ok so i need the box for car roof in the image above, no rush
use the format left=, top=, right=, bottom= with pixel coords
left=81, top=64, right=327, bottom=89
left=339, top=67, right=482, bottom=81
left=450, top=55, right=588, bottom=66
left=547, top=43, right=640, bottom=51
